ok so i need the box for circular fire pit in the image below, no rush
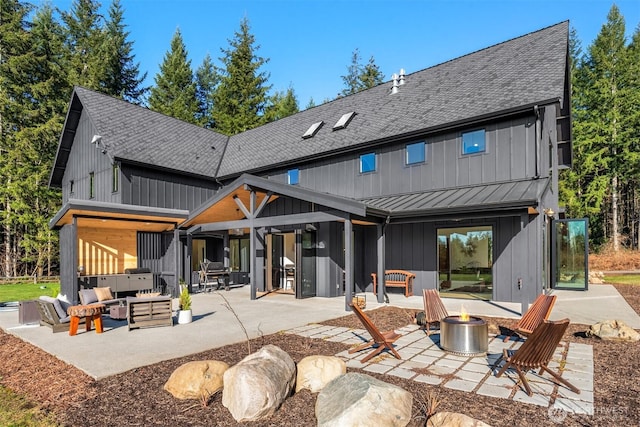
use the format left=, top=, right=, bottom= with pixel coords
left=441, top=315, right=488, bottom=357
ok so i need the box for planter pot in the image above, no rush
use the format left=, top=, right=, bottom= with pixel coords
left=177, top=309, right=192, bottom=324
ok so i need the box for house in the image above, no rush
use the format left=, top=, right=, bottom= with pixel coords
left=49, top=22, right=579, bottom=310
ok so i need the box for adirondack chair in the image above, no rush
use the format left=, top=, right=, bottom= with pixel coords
left=503, top=294, right=556, bottom=342
left=491, top=318, right=580, bottom=397
left=348, top=303, right=402, bottom=363
left=422, top=289, right=449, bottom=335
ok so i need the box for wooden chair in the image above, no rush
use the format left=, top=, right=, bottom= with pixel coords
left=491, top=318, right=580, bottom=397
left=348, top=303, right=402, bottom=363
left=503, top=294, right=556, bottom=342
left=422, top=289, right=449, bottom=335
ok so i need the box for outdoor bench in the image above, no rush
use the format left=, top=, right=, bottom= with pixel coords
left=371, top=270, right=415, bottom=297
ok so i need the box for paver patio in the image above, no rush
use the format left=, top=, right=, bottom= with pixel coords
left=286, top=323, right=594, bottom=416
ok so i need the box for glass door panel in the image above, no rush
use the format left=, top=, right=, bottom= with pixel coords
left=552, top=219, right=588, bottom=290
left=297, top=230, right=316, bottom=298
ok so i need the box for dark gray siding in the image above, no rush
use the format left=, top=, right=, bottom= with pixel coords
left=121, top=165, right=218, bottom=211
left=262, top=114, right=540, bottom=200
left=61, top=113, right=120, bottom=204
left=59, top=223, right=78, bottom=303
left=137, top=231, right=178, bottom=294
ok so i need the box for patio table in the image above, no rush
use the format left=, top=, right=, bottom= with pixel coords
left=67, top=303, right=106, bottom=336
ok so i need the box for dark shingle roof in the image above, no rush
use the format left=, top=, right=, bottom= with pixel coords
left=218, top=22, right=568, bottom=178
left=74, top=87, right=228, bottom=178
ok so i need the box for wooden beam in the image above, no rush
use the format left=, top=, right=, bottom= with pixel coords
left=192, top=211, right=345, bottom=233
left=233, top=195, right=252, bottom=219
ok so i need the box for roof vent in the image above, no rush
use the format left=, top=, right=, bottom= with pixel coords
left=333, top=112, right=356, bottom=130
left=303, top=121, right=324, bottom=139
left=399, top=68, right=406, bottom=85
left=391, top=73, right=399, bottom=94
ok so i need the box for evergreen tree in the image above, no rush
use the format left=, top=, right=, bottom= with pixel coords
left=341, top=48, right=362, bottom=96
left=359, top=55, right=384, bottom=89
left=100, top=0, right=147, bottom=103
left=341, top=49, right=384, bottom=96
left=148, top=28, right=199, bottom=123
left=195, top=54, right=218, bottom=128
left=264, top=86, right=299, bottom=122
left=212, top=18, right=271, bottom=135
left=62, top=0, right=105, bottom=90
left=306, top=97, right=316, bottom=110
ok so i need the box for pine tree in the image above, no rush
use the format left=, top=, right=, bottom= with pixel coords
left=359, top=55, right=384, bottom=89
left=195, top=54, right=218, bottom=128
left=341, top=49, right=384, bottom=96
left=264, top=86, right=299, bottom=122
left=62, top=0, right=106, bottom=90
left=148, top=28, right=199, bottom=124
left=212, top=18, right=271, bottom=135
left=341, top=49, right=362, bottom=96
left=100, top=0, right=147, bottom=103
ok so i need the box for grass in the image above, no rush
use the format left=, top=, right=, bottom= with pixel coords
left=603, top=274, right=640, bottom=285
left=0, top=386, right=59, bottom=427
left=0, top=282, right=60, bottom=304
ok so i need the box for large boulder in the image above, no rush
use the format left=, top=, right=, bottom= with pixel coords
left=296, top=355, right=346, bottom=393
left=316, top=372, right=413, bottom=427
left=163, top=360, right=229, bottom=400
left=586, top=320, right=640, bottom=341
left=222, top=345, right=296, bottom=422
left=427, top=412, right=492, bottom=427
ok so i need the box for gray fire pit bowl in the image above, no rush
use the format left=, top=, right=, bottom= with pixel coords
left=440, top=315, right=488, bottom=356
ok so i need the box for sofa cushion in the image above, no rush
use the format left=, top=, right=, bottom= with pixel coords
left=79, top=289, right=98, bottom=305
left=39, top=296, right=66, bottom=319
left=94, top=287, right=114, bottom=302
left=56, top=293, right=72, bottom=313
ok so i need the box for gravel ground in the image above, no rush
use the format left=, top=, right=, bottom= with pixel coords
left=0, top=283, right=638, bottom=426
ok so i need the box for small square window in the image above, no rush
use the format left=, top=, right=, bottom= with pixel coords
left=112, top=163, right=119, bottom=193
left=287, top=168, right=299, bottom=185
left=406, top=141, right=426, bottom=165
left=360, top=152, right=376, bottom=173
left=89, top=172, right=95, bottom=199
left=70, top=180, right=74, bottom=194
left=462, top=129, right=486, bottom=155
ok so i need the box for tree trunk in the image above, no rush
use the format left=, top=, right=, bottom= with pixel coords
left=612, top=174, right=619, bottom=251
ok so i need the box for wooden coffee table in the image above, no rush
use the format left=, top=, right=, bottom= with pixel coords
left=67, top=303, right=106, bottom=336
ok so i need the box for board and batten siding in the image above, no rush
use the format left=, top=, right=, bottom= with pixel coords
left=263, top=114, right=538, bottom=199
left=120, top=165, right=218, bottom=211
left=61, top=113, right=120, bottom=204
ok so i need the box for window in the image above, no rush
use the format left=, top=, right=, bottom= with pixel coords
left=89, top=172, right=95, bottom=199
left=112, top=163, right=119, bottom=193
left=333, top=111, right=356, bottom=130
left=302, top=121, right=323, bottom=139
left=70, top=180, right=74, bottom=194
left=230, top=237, right=250, bottom=272
left=462, top=129, right=486, bottom=155
left=287, top=168, right=299, bottom=185
left=406, top=141, right=426, bottom=165
left=359, top=152, right=376, bottom=173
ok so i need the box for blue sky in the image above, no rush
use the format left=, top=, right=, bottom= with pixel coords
left=39, top=0, right=640, bottom=107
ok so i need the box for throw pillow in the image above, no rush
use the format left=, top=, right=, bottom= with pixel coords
left=79, top=289, right=98, bottom=305
left=136, top=292, right=161, bottom=298
left=94, top=287, right=114, bottom=302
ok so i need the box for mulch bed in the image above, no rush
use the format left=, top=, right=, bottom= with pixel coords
left=1, top=283, right=639, bottom=426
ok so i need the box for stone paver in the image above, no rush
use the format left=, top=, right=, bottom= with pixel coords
left=288, top=324, right=595, bottom=416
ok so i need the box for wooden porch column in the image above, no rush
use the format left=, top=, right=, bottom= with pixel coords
left=223, top=232, right=230, bottom=269
left=376, top=223, right=386, bottom=303
left=174, top=228, right=180, bottom=297
left=249, top=190, right=257, bottom=300
left=344, top=218, right=353, bottom=311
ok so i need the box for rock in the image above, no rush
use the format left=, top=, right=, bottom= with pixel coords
left=427, top=412, right=492, bottom=427
left=295, top=355, right=346, bottom=393
left=315, top=372, right=412, bottom=427
left=586, top=320, right=640, bottom=341
left=588, top=271, right=604, bottom=284
left=222, top=345, right=296, bottom=422
left=163, top=360, right=229, bottom=400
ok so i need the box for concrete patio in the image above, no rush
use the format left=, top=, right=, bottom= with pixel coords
left=0, top=284, right=637, bottom=382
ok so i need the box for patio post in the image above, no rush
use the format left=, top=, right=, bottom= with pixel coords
left=376, top=223, right=385, bottom=303
left=344, top=218, right=353, bottom=311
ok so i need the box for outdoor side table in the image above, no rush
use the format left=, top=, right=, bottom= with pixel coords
left=67, top=303, right=106, bottom=336
left=109, top=304, right=127, bottom=320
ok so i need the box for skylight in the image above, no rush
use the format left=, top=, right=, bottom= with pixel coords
left=333, top=111, right=356, bottom=130
left=302, top=121, right=324, bottom=139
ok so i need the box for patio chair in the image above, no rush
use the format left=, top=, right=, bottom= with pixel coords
left=491, top=318, right=580, bottom=397
left=503, top=293, right=556, bottom=342
left=422, top=289, right=449, bottom=335
left=348, top=303, right=402, bottom=363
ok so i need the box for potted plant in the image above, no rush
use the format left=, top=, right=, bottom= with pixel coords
left=177, top=285, right=192, bottom=324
